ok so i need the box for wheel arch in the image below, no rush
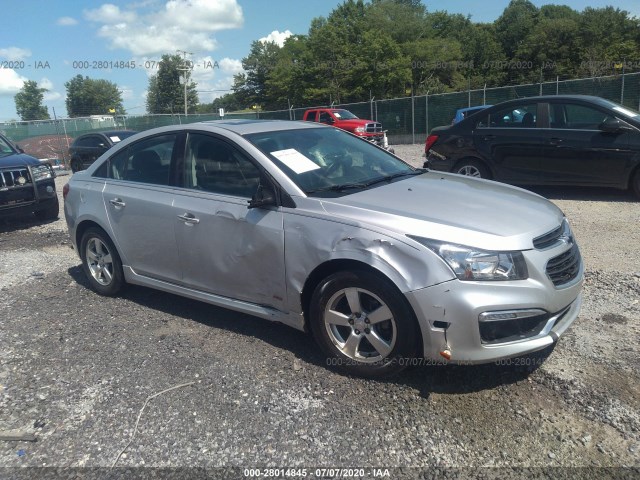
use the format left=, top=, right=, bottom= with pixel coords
left=628, top=163, right=640, bottom=196
left=75, top=219, right=115, bottom=256
left=300, top=259, right=424, bottom=357
left=452, top=156, right=493, bottom=179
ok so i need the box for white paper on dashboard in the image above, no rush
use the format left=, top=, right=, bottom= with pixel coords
left=270, top=149, right=320, bottom=174
left=109, top=136, right=121, bottom=142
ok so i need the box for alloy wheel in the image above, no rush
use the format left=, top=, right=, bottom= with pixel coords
left=323, top=287, right=397, bottom=363
left=85, top=237, right=114, bottom=286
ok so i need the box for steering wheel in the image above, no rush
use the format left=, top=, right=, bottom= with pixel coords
left=324, top=152, right=353, bottom=177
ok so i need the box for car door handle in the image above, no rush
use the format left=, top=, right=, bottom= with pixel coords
left=109, top=198, right=126, bottom=208
left=177, top=213, right=200, bottom=225
left=482, top=135, right=496, bottom=141
left=549, top=137, right=564, bottom=145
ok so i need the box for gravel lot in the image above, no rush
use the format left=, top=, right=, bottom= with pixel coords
left=1, top=148, right=639, bottom=476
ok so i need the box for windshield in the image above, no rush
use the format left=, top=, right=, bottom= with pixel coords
left=246, top=127, right=420, bottom=197
left=0, top=136, right=17, bottom=157
left=110, top=131, right=137, bottom=143
left=332, top=110, right=358, bottom=120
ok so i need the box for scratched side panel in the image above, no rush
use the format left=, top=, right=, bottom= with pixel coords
left=281, top=200, right=455, bottom=315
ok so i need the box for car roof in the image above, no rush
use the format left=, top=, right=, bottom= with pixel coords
left=75, top=130, right=136, bottom=139
left=196, top=119, right=327, bottom=135
left=458, top=105, right=491, bottom=113
left=490, top=94, right=616, bottom=108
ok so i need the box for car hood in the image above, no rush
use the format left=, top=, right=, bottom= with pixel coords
left=335, top=119, right=373, bottom=126
left=0, top=153, right=41, bottom=168
left=319, top=172, right=564, bottom=251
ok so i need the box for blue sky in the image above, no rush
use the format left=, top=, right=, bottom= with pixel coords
left=0, top=0, right=639, bottom=121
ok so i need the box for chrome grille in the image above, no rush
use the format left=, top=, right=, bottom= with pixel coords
left=533, top=224, right=563, bottom=249
left=365, top=122, right=382, bottom=133
left=0, top=168, right=32, bottom=188
left=546, top=244, right=581, bottom=286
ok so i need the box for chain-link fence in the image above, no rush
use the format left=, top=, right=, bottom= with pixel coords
left=2, top=72, right=639, bottom=164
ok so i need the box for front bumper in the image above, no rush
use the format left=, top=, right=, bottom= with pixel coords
left=405, top=267, right=583, bottom=364
left=0, top=177, right=57, bottom=218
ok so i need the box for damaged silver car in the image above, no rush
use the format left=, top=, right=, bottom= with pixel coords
left=63, top=120, right=583, bottom=377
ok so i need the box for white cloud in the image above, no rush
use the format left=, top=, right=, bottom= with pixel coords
left=0, top=69, right=27, bottom=96
left=259, top=30, right=292, bottom=47
left=219, top=57, right=243, bottom=75
left=57, top=16, right=78, bottom=26
left=162, top=0, right=243, bottom=31
left=86, top=0, right=243, bottom=56
left=37, top=77, right=61, bottom=102
left=0, top=47, right=32, bottom=61
left=39, top=78, right=54, bottom=90
left=43, top=91, right=62, bottom=102
left=187, top=56, right=230, bottom=103
left=119, top=86, right=134, bottom=101
left=84, top=4, right=137, bottom=24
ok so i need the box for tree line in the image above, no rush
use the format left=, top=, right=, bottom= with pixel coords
left=12, top=0, right=640, bottom=120
left=231, top=0, right=640, bottom=110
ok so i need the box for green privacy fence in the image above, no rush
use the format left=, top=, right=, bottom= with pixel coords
left=2, top=72, right=639, bottom=161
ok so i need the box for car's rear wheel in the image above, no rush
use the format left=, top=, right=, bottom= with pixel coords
left=454, top=159, right=490, bottom=179
left=310, top=270, right=418, bottom=378
left=80, top=227, right=124, bottom=296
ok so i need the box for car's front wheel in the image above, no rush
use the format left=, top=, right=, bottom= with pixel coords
left=310, top=270, right=419, bottom=378
left=80, top=227, right=124, bottom=296
left=454, top=159, right=490, bottom=179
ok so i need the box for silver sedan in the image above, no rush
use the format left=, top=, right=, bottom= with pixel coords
left=63, top=120, right=583, bottom=377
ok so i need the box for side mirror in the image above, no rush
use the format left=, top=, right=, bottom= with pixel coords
left=248, top=184, right=276, bottom=209
left=324, top=117, right=335, bottom=124
left=599, top=117, right=629, bottom=133
left=16, top=146, right=25, bottom=153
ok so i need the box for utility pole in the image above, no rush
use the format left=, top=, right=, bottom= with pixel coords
left=177, top=50, right=193, bottom=116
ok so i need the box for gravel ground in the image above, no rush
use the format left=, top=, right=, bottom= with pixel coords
left=0, top=153, right=639, bottom=476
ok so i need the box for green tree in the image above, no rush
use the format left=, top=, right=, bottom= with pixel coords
left=65, top=75, right=125, bottom=117
left=196, top=92, right=243, bottom=114
left=146, top=54, right=198, bottom=114
left=232, top=40, right=282, bottom=109
left=516, top=16, right=580, bottom=82
left=578, top=7, right=640, bottom=76
left=494, top=0, right=539, bottom=59
left=14, top=80, right=50, bottom=121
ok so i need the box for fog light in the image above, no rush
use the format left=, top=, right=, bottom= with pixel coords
left=479, top=309, right=546, bottom=322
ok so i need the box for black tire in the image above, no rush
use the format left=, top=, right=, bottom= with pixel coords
left=453, top=158, right=490, bottom=179
left=309, top=270, right=419, bottom=378
left=34, top=197, right=59, bottom=221
left=71, top=159, right=82, bottom=173
left=632, top=169, right=640, bottom=199
left=80, top=227, right=124, bottom=296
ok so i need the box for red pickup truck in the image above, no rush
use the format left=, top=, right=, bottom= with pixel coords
left=303, top=108, right=387, bottom=147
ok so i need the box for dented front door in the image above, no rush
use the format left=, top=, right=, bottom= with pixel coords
left=173, top=190, right=287, bottom=311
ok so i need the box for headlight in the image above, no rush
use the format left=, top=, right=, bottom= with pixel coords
left=408, top=236, right=528, bottom=281
left=31, top=164, right=53, bottom=181
left=354, top=126, right=365, bottom=133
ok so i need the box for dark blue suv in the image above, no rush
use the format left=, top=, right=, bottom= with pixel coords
left=0, top=133, right=58, bottom=220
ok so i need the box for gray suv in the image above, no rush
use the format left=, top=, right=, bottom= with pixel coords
left=63, top=120, right=583, bottom=377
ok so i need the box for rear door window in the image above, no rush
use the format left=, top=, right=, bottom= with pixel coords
left=479, top=104, right=538, bottom=128
left=106, top=134, right=177, bottom=185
